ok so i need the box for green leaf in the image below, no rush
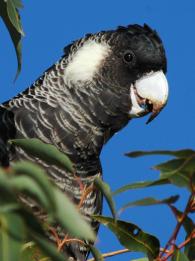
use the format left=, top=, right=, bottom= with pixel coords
left=125, top=149, right=195, bottom=158
left=160, top=172, right=191, bottom=191
left=0, top=0, right=23, bottom=79
left=0, top=213, right=25, bottom=261
left=155, top=158, right=195, bottom=191
left=9, top=175, right=51, bottom=212
left=178, top=211, right=195, bottom=260
left=155, top=158, right=186, bottom=172
left=53, top=188, right=95, bottom=241
left=21, top=242, right=45, bottom=261
left=88, top=245, right=104, bottom=261
left=17, top=208, right=46, bottom=237
left=94, top=177, right=116, bottom=219
left=6, top=0, right=24, bottom=35
left=0, top=204, right=20, bottom=213
left=31, top=234, right=67, bottom=261
left=93, top=216, right=160, bottom=259
left=11, top=138, right=74, bottom=173
left=12, top=160, right=94, bottom=240
left=113, top=179, right=170, bottom=196
left=185, top=238, right=195, bottom=261
left=119, top=195, right=179, bottom=214
left=155, top=157, right=195, bottom=174
left=171, top=249, right=189, bottom=261
left=169, top=207, right=195, bottom=260
left=12, top=161, right=56, bottom=212
left=0, top=169, right=18, bottom=204
left=12, top=0, right=24, bottom=9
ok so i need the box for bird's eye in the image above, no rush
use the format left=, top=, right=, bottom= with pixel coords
left=123, top=51, right=135, bottom=65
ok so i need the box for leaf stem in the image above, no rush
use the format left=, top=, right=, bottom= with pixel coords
left=160, top=193, right=194, bottom=259
left=87, top=248, right=130, bottom=261
left=87, top=248, right=168, bottom=261
left=162, top=230, right=195, bottom=260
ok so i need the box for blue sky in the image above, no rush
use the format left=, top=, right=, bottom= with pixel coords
left=0, top=0, right=194, bottom=260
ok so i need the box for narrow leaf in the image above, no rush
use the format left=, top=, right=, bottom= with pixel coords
left=17, top=208, right=46, bottom=237
left=154, top=157, right=195, bottom=191
left=126, top=149, right=195, bottom=158
left=169, top=206, right=195, bottom=260
left=113, top=178, right=170, bottom=196
left=6, top=0, right=24, bottom=35
left=88, top=245, right=104, bottom=261
left=0, top=0, right=23, bottom=79
left=171, top=249, right=189, bottom=261
left=119, top=195, right=179, bottom=214
left=0, top=204, right=20, bottom=213
left=31, top=234, right=67, bottom=261
left=11, top=138, right=74, bottom=173
left=185, top=238, right=195, bottom=261
left=93, top=216, right=160, bottom=259
left=12, top=161, right=56, bottom=212
left=12, top=0, right=24, bottom=9
left=0, top=169, right=18, bottom=203
left=0, top=213, right=25, bottom=261
left=53, top=188, right=95, bottom=241
left=94, top=177, right=116, bottom=219
left=21, top=241, right=45, bottom=261
left=9, top=175, right=51, bottom=211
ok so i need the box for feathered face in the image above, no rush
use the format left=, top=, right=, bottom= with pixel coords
left=64, top=24, right=168, bottom=125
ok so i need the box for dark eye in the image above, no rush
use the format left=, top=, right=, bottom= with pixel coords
left=123, top=51, right=135, bottom=65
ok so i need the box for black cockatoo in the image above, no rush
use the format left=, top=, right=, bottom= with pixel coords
left=0, top=24, right=168, bottom=260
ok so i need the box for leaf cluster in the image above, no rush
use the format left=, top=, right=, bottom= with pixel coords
left=0, top=138, right=95, bottom=261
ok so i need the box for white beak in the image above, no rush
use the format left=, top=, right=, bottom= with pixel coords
left=129, top=70, right=169, bottom=123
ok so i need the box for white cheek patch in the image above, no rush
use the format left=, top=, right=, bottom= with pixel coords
left=64, top=40, right=110, bottom=84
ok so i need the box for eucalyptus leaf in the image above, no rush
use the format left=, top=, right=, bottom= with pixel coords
left=6, top=0, right=24, bottom=35
left=21, top=241, right=43, bottom=261
left=12, top=0, right=23, bottom=9
left=185, top=238, right=195, bottom=261
left=31, top=234, right=66, bottom=261
left=0, top=203, right=20, bottom=213
left=168, top=207, right=195, bottom=260
left=125, top=149, right=195, bottom=158
left=155, top=158, right=194, bottom=191
left=9, top=175, right=51, bottom=211
left=93, top=216, right=160, bottom=259
left=53, top=188, right=95, bottom=241
left=94, top=177, right=116, bottom=219
left=113, top=178, right=170, bottom=196
left=0, top=169, right=18, bottom=203
left=119, top=195, right=179, bottom=214
left=88, top=245, right=104, bottom=261
left=12, top=161, right=56, bottom=212
left=0, top=0, right=23, bottom=79
left=11, top=138, right=74, bottom=173
left=17, top=208, right=46, bottom=237
left=0, top=213, right=25, bottom=261
left=171, top=249, right=189, bottom=261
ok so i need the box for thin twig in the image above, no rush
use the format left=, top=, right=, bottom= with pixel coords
left=160, top=193, right=194, bottom=258
left=87, top=248, right=169, bottom=261
left=48, top=226, right=61, bottom=247
left=78, top=184, right=94, bottom=209
left=87, top=248, right=130, bottom=261
left=58, top=238, right=85, bottom=251
left=162, top=231, right=195, bottom=260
